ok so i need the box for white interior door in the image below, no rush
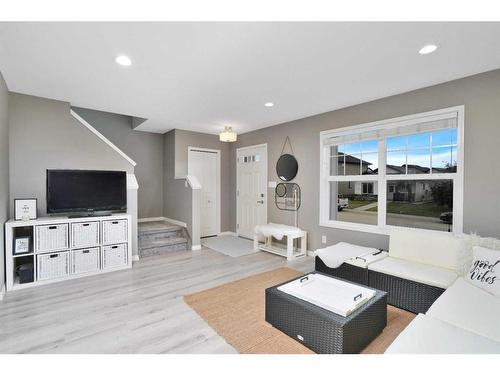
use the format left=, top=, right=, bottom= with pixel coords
left=188, top=148, right=220, bottom=237
left=237, top=144, right=268, bottom=239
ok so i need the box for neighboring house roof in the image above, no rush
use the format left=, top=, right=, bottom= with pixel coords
left=404, top=164, right=430, bottom=173
left=374, top=165, right=407, bottom=174
left=377, top=164, right=434, bottom=174
left=337, top=152, right=372, bottom=165
left=383, top=165, right=405, bottom=174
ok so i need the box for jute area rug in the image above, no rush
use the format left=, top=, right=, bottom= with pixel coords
left=184, top=267, right=415, bottom=354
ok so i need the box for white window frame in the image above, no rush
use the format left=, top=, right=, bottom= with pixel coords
left=319, top=105, right=464, bottom=235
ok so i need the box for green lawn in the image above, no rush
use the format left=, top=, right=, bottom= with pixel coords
left=347, top=200, right=374, bottom=209
left=367, top=201, right=448, bottom=218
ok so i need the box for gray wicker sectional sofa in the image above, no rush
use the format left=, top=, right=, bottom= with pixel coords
left=315, top=256, right=369, bottom=285
left=315, top=228, right=467, bottom=314
left=314, top=229, right=500, bottom=353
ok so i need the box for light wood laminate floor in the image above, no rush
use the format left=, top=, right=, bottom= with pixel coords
left=0, top=248, right=314, bottom=354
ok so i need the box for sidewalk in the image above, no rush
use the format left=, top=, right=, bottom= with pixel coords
left=350, top=202, right=378, bottom=211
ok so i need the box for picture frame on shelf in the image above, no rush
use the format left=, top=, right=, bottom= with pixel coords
left=14, top=198, right=37, bottom=221
left=13, top=237, right=30, bottom=255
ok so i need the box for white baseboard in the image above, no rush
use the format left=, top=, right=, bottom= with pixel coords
left=132, top=255, right=140, bottom=262
left=0, top=284, right=5, bottom=300
left=163, top=217, right=187, bottom=228
left=138, top=217, right=166, bottom=223
left=191, top=245, right=202, bottom=251
left=218, top=231, right=237, bottom=237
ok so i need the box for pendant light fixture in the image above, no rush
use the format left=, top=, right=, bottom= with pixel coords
left=219, top=125, right=237, bottom=142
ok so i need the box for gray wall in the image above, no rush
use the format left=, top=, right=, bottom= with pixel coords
left=163, top=130, right=193, bottom=226
left=8, top=93, right=134, bottom=216
left=173, top=129, right=232, bottom=232
left=0, top=72, right=8, bottom=295
left=231, top=69, right=500, bottom=251
left=72, top=107, right=164, bottom=219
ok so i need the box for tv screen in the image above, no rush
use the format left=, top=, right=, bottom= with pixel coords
left=47, top=169, right=127, bottom=214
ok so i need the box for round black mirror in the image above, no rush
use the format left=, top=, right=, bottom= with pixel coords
left=276, top=154, right=298, bottom=181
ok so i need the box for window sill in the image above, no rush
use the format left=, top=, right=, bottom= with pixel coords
left=319, top=220, right=461, bottom=236
left=319, top=220, right=389, bottom=235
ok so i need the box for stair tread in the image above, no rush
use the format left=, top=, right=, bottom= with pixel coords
left=140, top=243, right=188, bottom=257
left=139, top=236, right=187, bottom=250
left=138, top=221, right=184, bottom=235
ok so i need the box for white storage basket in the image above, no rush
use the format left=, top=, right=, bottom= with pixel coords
left=37, top=251, right=70, bottom=281
left=102, top=244, right=128, bottom=269
left=72, top=247, right=100, bottom=275
left=102, top=219, right=128, bottom=244
left=36, top=224, right=69, bottom=252
left=71, top=221, right=99, bottom=248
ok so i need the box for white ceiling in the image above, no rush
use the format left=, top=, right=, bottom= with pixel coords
left=1, top=22, right=500, bottom=134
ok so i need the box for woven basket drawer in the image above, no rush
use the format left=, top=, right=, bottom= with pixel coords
left=102, top=244, right=128, bottom=269
left=36, top=224, right=69, bottom=252
left=71, top=221, right=100, bottom=248
left=102, top=219, right=128, bottom=244
left=72, top=247, right=100, bottom=275
left=37, top=251, right=70, bottom=281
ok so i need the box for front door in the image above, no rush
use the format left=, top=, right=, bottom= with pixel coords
left=188, top=148, right=220, bottom=237
left=237, top=144, right=268, bottom=239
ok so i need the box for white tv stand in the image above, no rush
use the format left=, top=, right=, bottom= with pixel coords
left=4, top=213, right=132, bottom=292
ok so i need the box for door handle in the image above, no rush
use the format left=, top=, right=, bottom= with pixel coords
left=257, top=200, right=264, bottom=204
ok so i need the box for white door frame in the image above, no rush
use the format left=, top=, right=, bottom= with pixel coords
left=236, top=143, right=268, bottom=237
left=188, top=146, right=221, bottom=236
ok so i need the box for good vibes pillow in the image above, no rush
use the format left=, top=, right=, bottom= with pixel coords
left=467, top=246, right=500, bottom=297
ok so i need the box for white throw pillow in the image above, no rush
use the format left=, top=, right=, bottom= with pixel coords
left=467, top=246, right=500, bottom=297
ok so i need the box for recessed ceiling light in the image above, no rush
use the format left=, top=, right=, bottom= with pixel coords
left=115, top=55, right=132, bottom=66
left=264, top=102, right=274, bottom=107
left=419, top=44, right=438, bottom=55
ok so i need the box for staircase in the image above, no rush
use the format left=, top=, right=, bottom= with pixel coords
left=138, top=220, right=189, bottom=258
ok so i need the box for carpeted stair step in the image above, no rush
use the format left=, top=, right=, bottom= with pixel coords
left=138, top=221, right=183, bottom=234
left=139, top=228, right=185, bottom=242
left=138, top=220, right=189, bottom=258
left=139, top=237, right=188, bottom=257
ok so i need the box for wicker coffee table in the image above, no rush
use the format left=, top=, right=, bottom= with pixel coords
left=265, top=272, right=387, bottom=354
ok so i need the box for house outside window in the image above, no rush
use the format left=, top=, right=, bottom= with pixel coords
left=320, top=106, right=464, bottom=234
left=362, top=182, right=374, bottom=195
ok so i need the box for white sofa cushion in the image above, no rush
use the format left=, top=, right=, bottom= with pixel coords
left=427, top=277, right=500, bottom=342
left=385, top=314, right=500, bottom=354
left=368, top=256, right=458, bottom=289
left=466, top=246, right=500, bottom=297
left=389, top=227, right=466, bottom=272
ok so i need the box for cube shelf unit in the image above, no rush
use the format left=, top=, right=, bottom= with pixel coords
left=4, top=213, right=132, bottom=292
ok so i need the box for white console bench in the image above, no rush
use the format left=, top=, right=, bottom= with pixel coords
left=254, top=223, right=307, bottom=261
left=4, top=213, right=132, bottom=292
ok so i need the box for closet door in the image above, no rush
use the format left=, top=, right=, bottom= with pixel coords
left=188, top=148, right=220, bottom=237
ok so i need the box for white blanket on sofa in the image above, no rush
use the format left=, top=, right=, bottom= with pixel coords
left=316, top=242, right=379, bottom=268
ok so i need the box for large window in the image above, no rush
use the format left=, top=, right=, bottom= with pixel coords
left=320, top=106, right=464, bottom=234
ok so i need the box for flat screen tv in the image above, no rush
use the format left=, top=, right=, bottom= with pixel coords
left=47, top=169, right=127, bottom=215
